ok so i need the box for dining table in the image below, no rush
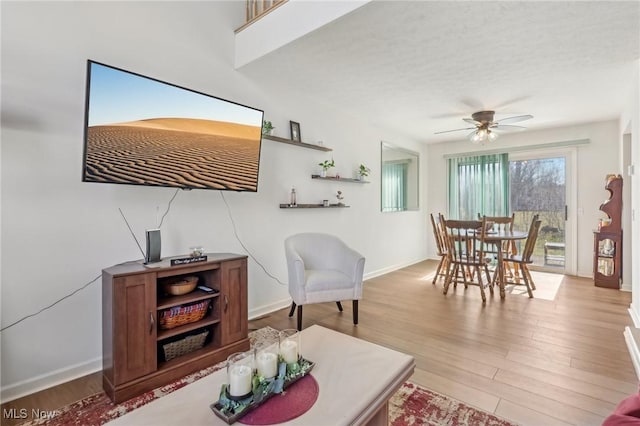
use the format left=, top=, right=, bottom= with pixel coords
left=483, top=229, right=528, bottom=298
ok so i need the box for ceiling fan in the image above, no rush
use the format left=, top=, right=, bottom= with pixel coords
left=435, top=110, right=533, bottom=144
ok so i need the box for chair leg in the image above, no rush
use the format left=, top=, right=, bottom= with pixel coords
left=433, top=256, right=445, bottom=285
left=476, top=266, right=486, bottom=303
left=443, top=264, right=453, bottom=295
left=485, top=265, right=494, bottom=296
left=524, top=265, right=537, bottom=290
left=288, top=302, right=296, bottom=317
left=353, top=300, right=358, bottom=325
left=522, top=265, right=535, bottom=297
left=296, top=305, right=303, bottom=331
left=336, top=301, right=344, bottom=312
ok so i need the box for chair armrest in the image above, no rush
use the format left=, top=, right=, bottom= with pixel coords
left=285, top=246, right=306, bottom=304
left=337, top=247, right=366, bottom=285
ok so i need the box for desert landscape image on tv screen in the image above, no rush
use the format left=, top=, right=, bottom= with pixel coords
left=83, top=61, right=264, bottom=192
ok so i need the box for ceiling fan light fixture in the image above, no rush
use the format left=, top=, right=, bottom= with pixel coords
left=470, top=131, right=483, bottom=144
left=436, top=110, right=532, bottom=143
left=470, top=128, right=497, bottom=144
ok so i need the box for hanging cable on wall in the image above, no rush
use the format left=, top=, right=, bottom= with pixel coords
left=0, top=189, right=182, bottom=334
left=219, top=191, right=287, bottom=286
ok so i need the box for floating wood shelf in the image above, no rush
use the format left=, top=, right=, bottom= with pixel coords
left=311, top=175, right=369, bottom=183
left=279, top=203, right=349, bottom=209
left=262, top=134, right=332, bottom=152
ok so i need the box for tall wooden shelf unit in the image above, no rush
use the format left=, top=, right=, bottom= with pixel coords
left=102, top=253, right=249, bottom=403
left=593, top=175, right=623, bottom=288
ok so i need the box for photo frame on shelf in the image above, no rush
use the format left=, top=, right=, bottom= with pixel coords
left=290, top=121, right=301, bottom=142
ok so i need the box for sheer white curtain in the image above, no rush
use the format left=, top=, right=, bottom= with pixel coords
left=447, top=153, right=509, bottom=219
left=381, top=162, right=408, bottom=212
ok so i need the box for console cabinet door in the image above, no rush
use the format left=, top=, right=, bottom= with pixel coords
left=220, top=259, right=248, bottom=345
left=113, top=273, right=157, bottom=384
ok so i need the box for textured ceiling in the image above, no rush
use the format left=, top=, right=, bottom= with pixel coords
left=238, top=1, right=640, bottom=144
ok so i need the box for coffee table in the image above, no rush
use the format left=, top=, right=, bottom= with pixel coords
left=108, top=325, right=415, bottom=426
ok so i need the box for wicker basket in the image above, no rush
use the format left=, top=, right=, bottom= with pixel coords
left=162, top=330, right=209, bottom=361
left=162, top=275, right=198, bottom=296
left=159, top=300, right=209, bottom=330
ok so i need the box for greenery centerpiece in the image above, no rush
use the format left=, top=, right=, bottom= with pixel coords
left=212, top=357, right=315, bottom=424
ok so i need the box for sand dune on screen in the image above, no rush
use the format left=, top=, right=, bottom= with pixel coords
left=84, top=118, right=261, bottom=191
left=112, top=117, right=261, bottom=140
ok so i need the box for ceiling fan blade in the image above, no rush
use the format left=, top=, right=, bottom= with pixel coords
left=434, top=127, right=477, bottom=135
left=463, top=118, right=481, bottom=125
left=491, top=124, right=527, bottom=131
left=495, top=114, right=533, bottom=125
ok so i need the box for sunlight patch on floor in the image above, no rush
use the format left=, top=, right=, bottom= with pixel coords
left=504, top=271, right=563, bottom=301
left=423, top=269, right=563, bottom=301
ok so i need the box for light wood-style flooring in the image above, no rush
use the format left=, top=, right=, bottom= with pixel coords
left=2, top=260, right=635, bottom=426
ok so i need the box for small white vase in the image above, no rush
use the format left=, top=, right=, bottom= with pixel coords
left=320, top=170, right=327, bottom=178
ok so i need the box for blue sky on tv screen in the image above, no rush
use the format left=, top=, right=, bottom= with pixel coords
left=87, top=62, right=262, bottom=127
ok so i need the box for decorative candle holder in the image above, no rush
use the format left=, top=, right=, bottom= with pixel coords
left=255, top=342, right=279, bottom=379
left=226, top=351, right=254, bottom=400
left=278, top=329, right=300, bottom=364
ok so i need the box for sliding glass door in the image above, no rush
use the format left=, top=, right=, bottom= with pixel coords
left=509, top=149, right=575, bottom=273
left=448, top=148, right=576, bottom=274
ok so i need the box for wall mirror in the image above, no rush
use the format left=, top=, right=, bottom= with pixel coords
left=381, top=141, right=419, bottom=212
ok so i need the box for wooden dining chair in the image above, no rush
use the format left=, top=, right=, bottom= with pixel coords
left=478, top=213, right=518, bottom=278
left=442, top=219, right=493, bottom=303
left=429, top=213, right=449, bottom=285
left=502, top=215, right=541, bottom=298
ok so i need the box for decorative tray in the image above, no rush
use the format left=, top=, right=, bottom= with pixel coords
left=210, top=357, right=315, bottom=425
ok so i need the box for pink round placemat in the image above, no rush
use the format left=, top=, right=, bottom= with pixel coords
left=239, top=375, right=319, bottom=425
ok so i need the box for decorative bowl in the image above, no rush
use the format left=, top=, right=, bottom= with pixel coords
left=163, top=276, right=198, bottom=295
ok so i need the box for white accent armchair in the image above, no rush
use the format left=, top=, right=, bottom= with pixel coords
left=284, top=233, right=366, bottom=331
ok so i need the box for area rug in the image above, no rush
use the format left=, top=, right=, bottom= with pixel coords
left=389, top=382, right=517, bottom=426
left=19, top=327, right=518, bottom=426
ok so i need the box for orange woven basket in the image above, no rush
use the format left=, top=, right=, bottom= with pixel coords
left=159, top=300, right=209, bottom=330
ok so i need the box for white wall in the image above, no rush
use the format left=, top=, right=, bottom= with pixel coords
left=621, top=61, right=640, bottom=321
left=0, top=1, right=428, bottom=400
left=425, top=120, right=621, bottom=278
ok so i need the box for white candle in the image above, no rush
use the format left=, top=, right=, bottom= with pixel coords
left=280, top=340, right=298, bottom=364
left=228, top=364, right=252, bottom=397
left=256, top=352, right=278, bottom=379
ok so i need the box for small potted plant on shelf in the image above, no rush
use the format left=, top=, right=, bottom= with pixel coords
left=262, top=120, right=274, bottom=135
left=358, top=164, right=371, bottom=181
left=336, top=190, right=345, bottom=206
left=318, top=158, right=335, bottom=177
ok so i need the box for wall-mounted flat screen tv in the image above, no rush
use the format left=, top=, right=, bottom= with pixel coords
left=82, top=60, right=264, bottom=192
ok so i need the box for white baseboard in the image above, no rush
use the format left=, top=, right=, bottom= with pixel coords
left=248, top=298, right=292, bottom=320
left=1, top=260, right=427, bottom=403
left=624, top=326, right=640, bottom=380
left=576, top=270, right=592, bottom=279
left=621, top=281, right=632, bottom=292
left=629, top=305, right=640, bottom=328
left=0, top=357, right=102, bottom=403
left=364, top=257, right=429, bottom=280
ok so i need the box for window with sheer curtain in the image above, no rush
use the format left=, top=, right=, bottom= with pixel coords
left=381, top=162, right=408, bottom=212
left=447, top=153, right=509, bottom=219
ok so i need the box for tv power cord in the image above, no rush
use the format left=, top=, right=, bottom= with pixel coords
left=0, top=189, right=286, bottom=333
left=1, top=189, right=181, bottom=333
left=220, top=191, right=287, bottom=287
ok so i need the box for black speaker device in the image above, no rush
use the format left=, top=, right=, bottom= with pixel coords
left=145, top=229, right=161, bottom=264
